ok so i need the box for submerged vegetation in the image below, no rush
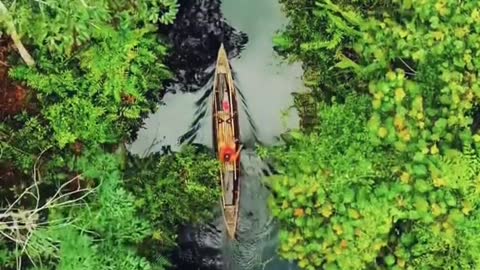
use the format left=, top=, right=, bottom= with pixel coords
left=266, top=0, right=480, bottom=269
left=0, top=1, right=219, bottom=269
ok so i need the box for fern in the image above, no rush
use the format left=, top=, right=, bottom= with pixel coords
left=28, top=226, right=101, bottom=270
left=126, top=145, right=220, bottom=251
left=0, top=117, right=51, bottom=172
left=0, top=240, right=15, bottom=268
left=0, top=1, right=207, bottom=269
left=22, top=149, right=156, bottom=270
left=28, top=222, right=156, bottom=270
left=44, top=97, right=118, bottom=148
left=67, top=149, right=152, bottom=243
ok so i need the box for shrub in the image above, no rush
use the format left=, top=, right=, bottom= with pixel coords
left=269, top=1, right=480, bottom=269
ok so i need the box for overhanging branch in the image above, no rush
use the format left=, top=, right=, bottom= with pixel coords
left=0, top=0, right=35, bottom=67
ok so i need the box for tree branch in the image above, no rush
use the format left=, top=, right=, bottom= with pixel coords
left=0, top=173, right=97, bottom=269
left=0, top=0, right=35, bottom=67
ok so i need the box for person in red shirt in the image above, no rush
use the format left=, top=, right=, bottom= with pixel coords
left=219, top=142, right=242, bottom=164
left=216, top=108, right=241, bottom=164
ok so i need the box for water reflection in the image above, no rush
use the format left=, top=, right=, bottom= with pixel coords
left=220, top=1, right=302, bottom=269
left=129, top=0, right=302, bottom=155
left=128, top=0, right=303, bottom=269
left=221, top=0, right=302, bottom=145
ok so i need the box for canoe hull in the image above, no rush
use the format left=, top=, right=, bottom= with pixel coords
left=212, top=44, right=241, bottom=239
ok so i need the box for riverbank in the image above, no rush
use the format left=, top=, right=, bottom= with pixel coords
left=264, top=1, right=480, bottom=269
left=0, top=1, right=222, bottom=269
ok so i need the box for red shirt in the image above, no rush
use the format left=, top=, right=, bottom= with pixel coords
left=220, top=146, right=236, bottom=163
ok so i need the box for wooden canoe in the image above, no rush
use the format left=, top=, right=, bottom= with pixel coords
left=212, top=43, right=241, bottom=239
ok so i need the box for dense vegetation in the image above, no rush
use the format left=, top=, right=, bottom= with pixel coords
left=266, top=0, right=480, bottom=269
left=0, top=1, right=219, bottom=269
left=7, top=0, right=480, bottom=269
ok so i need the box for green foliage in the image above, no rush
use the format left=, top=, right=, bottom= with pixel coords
left=28, top=226, right=103, bottom=270
left=12, top=149, right=155, bottom=270
left=13, top=146, right=219, bottom=269
left=7, top=26, right=171, bottom=150
left=3, top=0, right=178, bottom=57
left=272, top=0, right=480, bottom=269
left=274, top=0, right=394, bottom=97
left=45, top=97, right=118, bottom=148
left=0, top=1, right=218, bottom=269
left=278, top=0, right=480, bottom=170
left=1, top=0, right=175, bottom=173
left=8, top=145, right=219, bottom=269
left=126, top=145, right=220, bottom=249
left=72, top=149, right=152, bottom=244
left=264, top=95, right=398, bottom=269
left=398, top=147, right=480, bottom=269
left=0, top=240, right=15, bottom=268
left=26, top=207, right=156, bottom=270
left=265, top=95, right=480, bottom=269
left=0, top=116, right=51, bottom=171
left=350, top=0, right=480, bottom=173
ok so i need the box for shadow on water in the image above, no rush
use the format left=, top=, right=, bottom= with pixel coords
left=177, top=68, right=262, bottom=147
left=175, top=149, right=298, bottom=270
left=129, top=0, right=302, bottom=269
left=227, top=150, right=299, bottom=270
left=159, top=0, right=248, bottom=94
left=162, top=2, right=262, bottom=146
left=128, top=0, right=252, bottom=155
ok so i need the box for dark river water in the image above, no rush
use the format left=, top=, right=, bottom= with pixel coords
left=128, top=0, right=302, bottom=269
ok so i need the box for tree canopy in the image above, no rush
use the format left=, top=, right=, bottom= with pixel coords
left=266, top=0, right=480, bottom=269
left=0, top=1, right=219, bottom=269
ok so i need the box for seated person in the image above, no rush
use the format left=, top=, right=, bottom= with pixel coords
left=219, top=142, right=242, bottom=164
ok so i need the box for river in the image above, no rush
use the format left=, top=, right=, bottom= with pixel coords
left=128, top=0, right=302, bottom=269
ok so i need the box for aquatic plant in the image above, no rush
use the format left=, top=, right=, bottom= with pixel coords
left=268, top=0, right=480, bottom=269
left=265, top=94, right=480, bottom=269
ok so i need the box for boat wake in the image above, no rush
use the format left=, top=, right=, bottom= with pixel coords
left=177, top=65, right=261, bottom=148
left=127, top=0, right=300, bottom=268
left=175, top=149, right=297, bottom=270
